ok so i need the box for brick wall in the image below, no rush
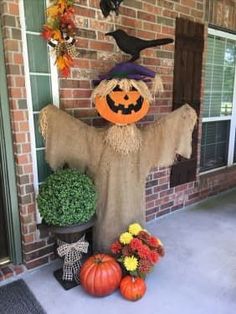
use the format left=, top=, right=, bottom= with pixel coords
left=0, top=0, right=236, bottom=274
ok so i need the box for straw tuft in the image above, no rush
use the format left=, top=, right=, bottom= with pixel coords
left=104, top=124, right=142, bottom=155
left=39, top=107, right=49, bottom=141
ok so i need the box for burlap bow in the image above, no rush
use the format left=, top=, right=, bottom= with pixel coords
left=57, top=235, right=89, bottom=281
left=55, top=42, right=78, bottom=58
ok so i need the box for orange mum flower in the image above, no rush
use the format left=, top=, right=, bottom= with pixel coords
left=130, top=238, right=143, bottom=251
left=148, top=236, right=159, bottom=248
left=137, top=244, right=151, bottom=259
left=149, top=250, right=159, bottom=264
left=111, top=241, right=122, bottom=254
left=138, top=259, right=152, bottom=274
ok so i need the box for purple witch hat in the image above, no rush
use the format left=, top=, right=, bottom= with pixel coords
left=94, top=62, right=158, bottom=84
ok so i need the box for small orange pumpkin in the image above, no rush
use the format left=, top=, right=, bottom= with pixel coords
left=79, top=253, right=122, bottom=297
left=120, top=275, right=147, bottom=301
left=95, top=90, right=150, bottom=125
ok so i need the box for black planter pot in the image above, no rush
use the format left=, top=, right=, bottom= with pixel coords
left=50, top=215, right=96, bottom=290
left=50, top=215, right=96, bottom=243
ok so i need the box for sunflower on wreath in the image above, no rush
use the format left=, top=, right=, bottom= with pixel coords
left=110, top=223, right=165, bottom=279
left=41, top=0, right=78, bottom=77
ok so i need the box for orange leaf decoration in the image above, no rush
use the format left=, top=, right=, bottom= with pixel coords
left=41, top=25, right=53, bottom=40
left=47, top=5, right=61, bottom=17
left=61, top=66, right=70, bottom=77
left=63, top=54, right=73, bottom=67
left=56, top=55, right=72, bottom=77
left=52, top=29, right=62, bottom=42
left=58, top=0, right=68, bottom=6
left=56, top=56, right=66, bottom=70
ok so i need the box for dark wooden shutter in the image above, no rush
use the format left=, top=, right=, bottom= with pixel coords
left=170, top=18, right=204, bottom=187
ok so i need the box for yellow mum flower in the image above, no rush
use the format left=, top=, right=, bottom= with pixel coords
left=128, top=223, right=143, bottom=236
left=124, top=256, right=138, bottom=271
left=119, top=232, right=133, bottom=244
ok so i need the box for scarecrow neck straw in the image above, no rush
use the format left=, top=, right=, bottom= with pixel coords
left=104, top=124, right=142, bottom=155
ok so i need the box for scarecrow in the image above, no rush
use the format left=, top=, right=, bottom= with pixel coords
left=40, top=60, right=197, bottom=252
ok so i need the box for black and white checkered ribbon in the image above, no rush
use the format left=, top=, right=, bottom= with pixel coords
left=57, top=235, right=89, bottom=281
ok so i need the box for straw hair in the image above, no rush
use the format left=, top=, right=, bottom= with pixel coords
left=91, top=79, right=119, bottom=101
left=151, top=74, right=164, bottom=94
left=118, top=78, right=133, bottom=92
left=92, top=79, right=153, bottom=103
left=104, top=124, right=142, bottom=155
left=129, top=79, right=152, bottom=103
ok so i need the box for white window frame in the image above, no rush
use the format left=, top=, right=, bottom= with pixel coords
left=19, top=0, right=59, bottom=222
left=200, top=28, right=236, bottom=175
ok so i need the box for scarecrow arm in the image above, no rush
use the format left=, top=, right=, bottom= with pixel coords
left=39, top=105, right=104, bottom=174
left=142, top=104, right=197, bottom=170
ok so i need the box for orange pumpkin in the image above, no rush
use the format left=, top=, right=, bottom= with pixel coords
left=95, top=90, right=150, bottom=125
left=120, top=276, right=147, bottom=301
left=79, top=253, right=122, bottom=297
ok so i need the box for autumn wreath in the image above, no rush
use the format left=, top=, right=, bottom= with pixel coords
left=41, top=0, right=77, bottom=77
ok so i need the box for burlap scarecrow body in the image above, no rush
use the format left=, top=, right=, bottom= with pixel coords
left=40, top=104, right=196, bottom=252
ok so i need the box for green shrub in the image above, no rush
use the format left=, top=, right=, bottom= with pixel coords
left=37, top=169, right=96, bottom=226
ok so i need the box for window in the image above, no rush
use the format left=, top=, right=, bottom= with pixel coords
left=200, top=29, right=236, bottom=172
left=20, top=0, right=59, bottom=220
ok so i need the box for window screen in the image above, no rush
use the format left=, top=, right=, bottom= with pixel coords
left=201, top=30, right=236, bottom=173
left=200, top=121, right=230, bottom=172
left=203, top=35, right=235, bottom=118
left=24, top=0, right=53, bottom=183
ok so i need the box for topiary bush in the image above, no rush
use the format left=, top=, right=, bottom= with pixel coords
left=37, top=169, right=97, bottom=226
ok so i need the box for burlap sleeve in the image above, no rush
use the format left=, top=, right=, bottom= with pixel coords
left=142, top=104, right=197, bottom=170
left=39, top=105, right=104, bottom=173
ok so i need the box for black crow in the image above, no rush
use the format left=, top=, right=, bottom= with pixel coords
left=100, top=0, right=123, bottom=18
left=106, top=29, right=174, bottom=62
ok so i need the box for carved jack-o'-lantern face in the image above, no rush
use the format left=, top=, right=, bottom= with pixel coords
left=95, top=89, right=150, bottom=125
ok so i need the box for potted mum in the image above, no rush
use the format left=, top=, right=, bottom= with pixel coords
left=111, top=223, right=165, bottom=301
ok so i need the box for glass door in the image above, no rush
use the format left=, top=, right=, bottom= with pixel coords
left=0, top=145, right=10, bottom=265
left=0, top=17, right=22, bottom=264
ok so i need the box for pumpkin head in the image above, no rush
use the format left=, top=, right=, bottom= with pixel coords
left=120, top=275, right=147, bottom=301
left=93, top=62, right=164, bottom=125
left=95, top=88, right=150, bottom=125
left=79, top=253, right=122, bottom=297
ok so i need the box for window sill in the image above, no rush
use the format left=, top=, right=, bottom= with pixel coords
left=199, top=164, right=236, bottom=179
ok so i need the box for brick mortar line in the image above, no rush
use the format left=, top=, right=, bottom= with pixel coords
left=24, top=243, right=55, bottom=255
left=25, top=253, right=53, bottom=265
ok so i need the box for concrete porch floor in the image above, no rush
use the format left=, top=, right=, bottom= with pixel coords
left=4, top=188, right=236, bottom=314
